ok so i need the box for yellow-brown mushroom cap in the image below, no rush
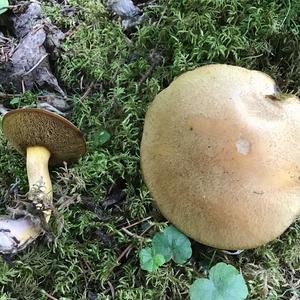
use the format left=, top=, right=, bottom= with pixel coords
left=140, top=64, right=300, bottom=250
left=2, top=108, right=86, bottom=165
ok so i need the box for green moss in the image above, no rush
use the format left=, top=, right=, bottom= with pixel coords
left=1, top=0, right=300, bottom=299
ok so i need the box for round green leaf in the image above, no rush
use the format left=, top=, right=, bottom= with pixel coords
left=152, top=225, right=192, bottom=264
left=189, top=279, right=215, bottom=300
left=0, top=0, right=8, bottom=15
left=152, top=231, right=172, bottom=262
left=95, top=130, right=111, bottom=145
left=189, top=263, right=248, bottom=300
left=139, top=247, right=165, bottom=272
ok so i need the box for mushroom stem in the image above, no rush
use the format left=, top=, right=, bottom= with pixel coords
left=27, top=146, right=52, bottom=222
left=0, top=146, right=53, bottom=254
left=0, top=218, right=40, bottom=254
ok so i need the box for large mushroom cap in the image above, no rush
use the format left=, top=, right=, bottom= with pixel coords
left=141, top=64, right=300, bottom=250
left=2, top=108, right=86, bottom=165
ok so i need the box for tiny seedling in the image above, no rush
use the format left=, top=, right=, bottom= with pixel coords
left=139, top=227, right=249, bottom=299
left=139, top=247, right=165, bottom=272
left=9, top=97, right=21, bottom=107
left=94, top=130, right=111, bottom=146
left=152, top=225, right=192, bottom=264
left=189, top=262, right=248, bottom=300
left=139, top=225, right=192, bottom=272
left=0, top=0, right=8, bottom=15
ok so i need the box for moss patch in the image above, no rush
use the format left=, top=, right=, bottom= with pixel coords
left=1, top=0, right=300, bottom=299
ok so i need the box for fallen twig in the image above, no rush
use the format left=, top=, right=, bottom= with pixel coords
left=121, top=216, right=152, bottom=229
left=138, top=51, right=163, bottom=86
left=24, top=54, right=49, bottom=76
left=80, top=81, right=95, bottom=101
left=122, top=227, right=144, bottom=239
left=116, top=224, right=153, bottom=263
left=221, top=249, right=244, bottom=255
left=0, top=92, right=21, bottom=99
left=42, top=290, right=58, bottom=300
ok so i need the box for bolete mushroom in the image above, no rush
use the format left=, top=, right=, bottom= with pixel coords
left=0, top=108, right=86, bottom=253
left=140, top=64, right=300, bottom=250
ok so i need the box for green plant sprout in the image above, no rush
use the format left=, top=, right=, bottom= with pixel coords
left=152, top=225, right=193, bottom=264
left=189, top=263, right=248, bottom=300
left=139, top=247, right=165, bottom=272
left=0, top=0, right=8, bottom=15
left=140, top=226, right=248, bottom=300
left=139, top=225, right=192, bottom=272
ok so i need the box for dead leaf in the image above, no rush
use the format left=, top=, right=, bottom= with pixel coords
left=0, top=3, right=65, bottom=95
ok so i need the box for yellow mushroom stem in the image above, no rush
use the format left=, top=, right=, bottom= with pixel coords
left=27, top=146, right=52, bottom=222
left=0, top=146, right=52, bottom=254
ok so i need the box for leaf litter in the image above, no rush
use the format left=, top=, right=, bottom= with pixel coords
left=107, top=0, right=145, bottom=29
left=0, top=1, right=65, bottom=99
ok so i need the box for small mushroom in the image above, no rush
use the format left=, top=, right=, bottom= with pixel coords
left=0, top=108, right=86, bottom=253
left=140, top=64, right=300, bottom=250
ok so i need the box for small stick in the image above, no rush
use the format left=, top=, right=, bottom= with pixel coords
left=116, top=245, right=132, bottom=263
left=65, top=26, right=80, bottom=38
left=80, top=81, right=95, bottom=101
left=21, top=80, right=26, bottom=93
left=121, top=227, right=144, bottom=239
left=80, top=76, right=84, bottom=90
left=221, top=249, right=244, bottom=255
left=138, top=64, right=156, bottom=86
left=121, top=216, right=152, bottom=230
left=24, top=54, right=48, bottom=76
left=107, top=280, right=115, bottom=299
left=42, top=290, right=58, bottom=300
left=0, top=92, right=21, bottom=99
left=117, top=224, right=153, bottom=263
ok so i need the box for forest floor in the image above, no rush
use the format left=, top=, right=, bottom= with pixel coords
left=0, top=0, right=300, bottom=299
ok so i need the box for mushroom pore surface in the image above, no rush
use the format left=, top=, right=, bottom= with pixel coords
left=0, top=109, right=86, bottom=253
left=2, top=108, right=86, bottom=165
left=140, top=64, right=300, bottom=250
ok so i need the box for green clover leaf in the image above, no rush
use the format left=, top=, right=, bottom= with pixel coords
left=0, top=0, right=8, bottom=15
left=139, top=247, right=165, bottom=272
left=189, top=263, right=248, bottom=300
left=152, top=225, right=192, bottom=264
